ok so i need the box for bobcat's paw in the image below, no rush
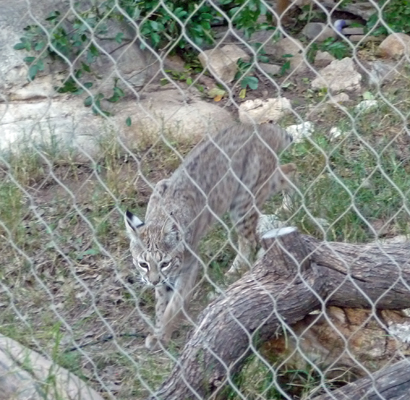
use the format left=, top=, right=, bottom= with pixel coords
left=145, top=334, right=161, bottom=351
left=225, top=257, right=250, bottom=279
left=145, top=333, right=170, bottom=351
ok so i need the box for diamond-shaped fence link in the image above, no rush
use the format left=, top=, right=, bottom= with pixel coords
left=1, top=0, right=410, bottom=399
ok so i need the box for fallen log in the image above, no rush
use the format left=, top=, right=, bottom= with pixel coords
left=149, top=228, right=410, bottom=399
left=312, top=359, right=410, bottom=400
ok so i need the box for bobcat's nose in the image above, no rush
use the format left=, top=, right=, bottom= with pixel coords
left=151, top=278, right=161, bottom=286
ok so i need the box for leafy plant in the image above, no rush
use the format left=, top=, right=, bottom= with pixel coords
left=319, top=38, right=350, bottom=59
left=14, top=1, right=275, bottom=117
left=367, top=0, right=410, bottom=35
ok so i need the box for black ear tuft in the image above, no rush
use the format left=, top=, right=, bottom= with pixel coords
left=125, top=210, right=144, bottom=232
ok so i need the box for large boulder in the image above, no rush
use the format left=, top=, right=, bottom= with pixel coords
left=0, top=334, right=103, bottom=400
left=0, top=89, right=234, bottom=160
left=0, top=2, right=234, bottom=161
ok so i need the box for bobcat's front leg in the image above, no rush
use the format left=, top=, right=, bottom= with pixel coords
left=145, top=284, right=172, bottom=351
left=146, top=257, right=199, bottom=351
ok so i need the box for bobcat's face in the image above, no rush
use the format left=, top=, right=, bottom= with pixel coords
left=125, top=210, right=184, bottom=287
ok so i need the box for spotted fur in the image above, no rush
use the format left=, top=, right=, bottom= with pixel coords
left=125, top=122, right=295, bottom=350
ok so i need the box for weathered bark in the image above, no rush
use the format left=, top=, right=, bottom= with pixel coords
left=312, top=359, right=410, bottom=400
left=149, top=229, right=410, bottom=400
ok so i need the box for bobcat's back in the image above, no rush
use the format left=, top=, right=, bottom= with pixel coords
left=145, top=122, right=293, bottom=241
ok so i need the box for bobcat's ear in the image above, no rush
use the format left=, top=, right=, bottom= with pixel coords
left=162, top=218, right=178, bottom=236
left=125, top=210, right=144, bottom=237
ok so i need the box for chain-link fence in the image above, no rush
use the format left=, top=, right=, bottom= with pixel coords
left=1, top=0, right=410, bottom=399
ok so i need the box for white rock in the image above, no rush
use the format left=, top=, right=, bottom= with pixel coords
left=0, top=90, right=234, bottom=161
left=355, top=100, right=378, bottom=112
left=238, top=97, right=292, bottom=124
left=302, top=23, right=337, bottom=42
left=379, top=33, right=410, bottom=59
left=368, top=61, right=400, bottom=86
left=259, top=63, right=281, bottom=75
left=198, top=44, right=250, bottom=83
left=329, top=127, right=344, bottom=140
left=314, top=51, right=336, bottom=67
left=327, top=92, right=350, bottom=104
left=0, top=334, right=103, bottom=400
left=269, top=37, right=304, bottom=58
left=286, top=122, right=314, bottom=143
left=289, top=54, right=310, bottom=73
left=311, top=57, right=362, bottom=93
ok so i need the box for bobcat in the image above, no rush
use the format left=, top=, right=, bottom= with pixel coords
left=125, top=121, right=296, bottom=350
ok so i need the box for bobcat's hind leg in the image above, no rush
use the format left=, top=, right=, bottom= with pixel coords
left=226, top=206, right=259, bottom=278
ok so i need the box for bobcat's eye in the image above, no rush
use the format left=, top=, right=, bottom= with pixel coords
left=160, top=261, right=171, bottom=270
left=138, top=262, right=149, bottom=270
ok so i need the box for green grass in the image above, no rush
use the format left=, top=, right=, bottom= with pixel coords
left=274, top=99, right=410, bottom=243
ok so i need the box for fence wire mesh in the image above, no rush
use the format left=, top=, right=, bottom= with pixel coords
left=1, top=0, right=410, bottom=399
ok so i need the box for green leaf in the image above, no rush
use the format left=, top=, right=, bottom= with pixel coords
left=81, top=62, right=91, bottom=73
left=84, top=96, right=93, bottom=107
left=37, top=60, right=45, bottom=71
left=14, top=42, right=26, bottom=50
left=363, top=91, right=375, bottom=100
left=23, top=56, right=36, bottom=64
left=151, top=32, right=161, bottom=46
left=150, top=21, right=159, bottom=31
left=89, top=44, right=99, bottom=57
left=201, top=21, right=211, bottom=30
left=201, top=13, right=213, bottom=20
left=115, top=32, right=124, bottom=43
left=240, top=76, right=258, bottom=90
left=126, top=117, right=132, bottom=126
left=45, top=11, right=60, bottom=21
left=34, top=41, right=46, bottom=51
left=28, top=64, right=38, bottom=81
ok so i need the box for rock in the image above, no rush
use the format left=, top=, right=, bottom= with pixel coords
left=120, top=90, right=234, bottom=142
left=0, top=90, right=234, bottom=161
left=0, top=334, right=103, bottom=400
left=286, top=122, right=314, bottom=143
left=164, top=54, right=186, bottom=72
left=355, top=100, right=378, bottom=112
left=342, top=27, right=365, bottom=35
left=265, top=38, right=308, bottom=72
left=380, top=235, right=409, bottom=244
left=0, top=97, right=105, bottom=159
left=0, top=0, right=157, bottom=96
left=267, top=37, right=304, bottom=58
left=314, top=51, right=336, bottom=67
left=302, top=23, right=337, bottom=42
left=349, top=34, right=384, bottom=43
left=289, top=54, right=310, bottom=74
left=258, top=63, right=281, bottom=75
left=198, top=44, right=250, bottom=83
left=327, top=92, right=350, bottom=104
left=367, top=61, right=400, bottom=86
left=379, top=33, right=410, bottom=59
left=329, top=126, right=344, bottom=140
left=311, top=57, right=362, bottom=93
left=238, top=97, right=292, bottom=124
left=321, top=0, right=377, bottom=20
